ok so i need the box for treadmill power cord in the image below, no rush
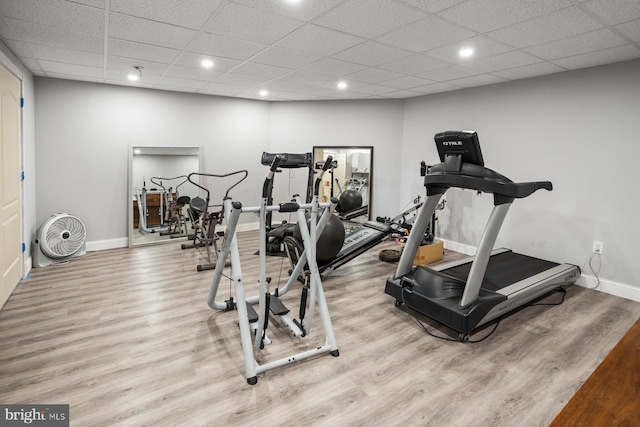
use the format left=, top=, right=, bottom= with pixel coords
left=585, top=252, right=602, bottom=290
left=400, top=286, right=500, bottom=343
left=400, top=286, right=567, bottom=342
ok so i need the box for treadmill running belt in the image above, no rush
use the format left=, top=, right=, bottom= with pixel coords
left=443, top=251, right=559, bottom=292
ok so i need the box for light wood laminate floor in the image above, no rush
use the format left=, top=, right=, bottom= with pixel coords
left=1, top=231, right=639, bottom=426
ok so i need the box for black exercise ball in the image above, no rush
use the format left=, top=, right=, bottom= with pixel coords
left=337, top=189, right=363, bottom=213
left=293, top=214, right=345, bottom=262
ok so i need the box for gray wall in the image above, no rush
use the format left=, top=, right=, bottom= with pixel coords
left=402, top=59, right=640, bottom=292
left=269, top=99, right=405, bottom=219
left=32, top=59, right=640, bottom=299
left=34, top=79, right=271, bottom=245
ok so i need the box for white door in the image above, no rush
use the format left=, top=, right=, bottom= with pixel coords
left=0, top=63, right=22, bottom=310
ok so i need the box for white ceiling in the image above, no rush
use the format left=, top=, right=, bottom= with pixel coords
left=1, top=0, right=639, bottom=101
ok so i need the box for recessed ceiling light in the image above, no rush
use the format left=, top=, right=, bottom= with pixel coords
left=285, top=0, right=301, bottom=4
left=201, top=59, right=214, bottom=69
left=128, top=65, right=143, bottom=81
left=459, top=47, right=474, bottom=58
left=260, top=89, right=268, bottom=97
left=337, top=81, right=348, bottom=90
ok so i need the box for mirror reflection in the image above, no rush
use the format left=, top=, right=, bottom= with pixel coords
left=313, top=146, right=372, bottom=227
left=128, top=146, right=201, bottom=247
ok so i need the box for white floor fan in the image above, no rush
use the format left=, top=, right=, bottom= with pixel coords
left=34, top=213, right=86, bottom=267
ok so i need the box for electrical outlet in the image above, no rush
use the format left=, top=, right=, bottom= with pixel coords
left=592, top=241, right=603, bottom=254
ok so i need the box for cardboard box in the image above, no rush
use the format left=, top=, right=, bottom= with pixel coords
left=413, top=240, right=444, bottom=266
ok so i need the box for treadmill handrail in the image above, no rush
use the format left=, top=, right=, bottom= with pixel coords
left=426, top=173, right=552, bottom=199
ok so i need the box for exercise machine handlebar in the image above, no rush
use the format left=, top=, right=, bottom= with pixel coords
left=262, top=155, right=282, bottom=199
left=314, top=155, right=333, bottom=196
left=186, top=170, right=249, bottom=202
left=149, top=175, right=190, bottom=193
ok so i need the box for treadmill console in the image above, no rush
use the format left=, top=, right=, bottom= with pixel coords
left=434, top=130, right=484, bottom=171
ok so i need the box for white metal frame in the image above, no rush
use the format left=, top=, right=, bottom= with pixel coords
left=206, top=157, right=339, bottom=385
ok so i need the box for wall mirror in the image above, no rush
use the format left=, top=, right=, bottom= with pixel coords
left=313, top=146, right=373, bottom=225
left=128, top=146, right=202, bottom=247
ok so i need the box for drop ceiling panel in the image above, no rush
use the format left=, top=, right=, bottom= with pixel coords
left=352, top=84, right=399, bottom=95
left=107, top=57, right=170, bottom=76
left=377, top=54, right=451, bottom=74
left=491, top=61, right=565, bottom=80
left=487, top=7, right=603, bottom=48
left=108, top=39, right=181, bottom=64
left=251, top=46, right=320, bottom=69
left=344, top=67, right=404, bottom=83
left=447, top=73, right=508, bottom=88
left=301, top=58, right=367, bottom=77
left=411, top=82, right=462, bottom=95
left=551, top=44, right=640, bottom=69
left=109, top=0, right=223, bottom=29
left=163, top=65, right=223, bottom=81
left=3, top=40, right=33, bottom=58
left=38, top=60, right=104, bottom=78
left=27, top=43, right=104, bottom=67
left=416, top=64, right=481, bottom=82
left=173, top=53, right=241, bottom=73
left=229, top=0, right=346, bottom=22
left=616, top=19, right=640, bottom=42
left=313, top=0, right=425, bottom=39
left=275, top=24, right=364, bottom=56
left=333, top=41, right=412, bottom=67
left=465, top=50, right=542, bottom=73
left=108, top=14, right=197, bottom=50
left=155, top=76, right=209, bottom=90
left=202, top=2, right=303, bottom=44
left=524, top=28, right=627, bottom=60
left=276, top=70, right=338, bottom=86
left=0, top=0, right=104, bottom=35
left=230, top=62, right=292, bottom=80
left=380, top=75, right=436, bottom=89
left=437, top=0, right=572, bottom=33
left=187, top=32, right=267, bottom=60
left=425, top=36, right=513, bottom=64
left=0, top=0, right=638, bottom=101
left=401, top=0, right=467, bottom=14
left=582, top=0, right=640, bottom=25
left=7, top=19, right=103, bottom=52
left=377, top=16, right=476, bottom=52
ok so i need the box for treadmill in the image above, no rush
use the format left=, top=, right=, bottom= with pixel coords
left=385, top=130, right=580, bottom=340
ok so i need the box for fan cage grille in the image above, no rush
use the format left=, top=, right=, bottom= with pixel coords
left=40, top=215, right=86, bottom=259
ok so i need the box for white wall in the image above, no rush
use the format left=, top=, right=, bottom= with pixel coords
left=402, top=59, right=640, bottom=297
left=34, top=79, right=271, bottom=246
left=268, top=99, right=405, bottom=220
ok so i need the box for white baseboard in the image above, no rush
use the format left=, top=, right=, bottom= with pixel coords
left=230, top=221, right=259, bottom=233
left=23, top=256, right=32, bottom=279
left=87, top=224, right=261, bottom=253
left=576, top=274, right=640, bottom=303
left=440, top=238, right=640, bottom=303
left=440, top=238, right=476, bottom=256
left=86, top=237, right=129, bottom=252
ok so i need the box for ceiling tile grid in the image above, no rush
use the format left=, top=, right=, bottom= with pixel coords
left=0, top=0, right=638, bottom=101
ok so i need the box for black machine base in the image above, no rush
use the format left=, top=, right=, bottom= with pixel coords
left=385, top=250, right=575, bottom=337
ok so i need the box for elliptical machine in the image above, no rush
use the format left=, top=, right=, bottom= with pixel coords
left=206, top=155, right=340, bottom=385
left=385, top=130, right=580, bottom=341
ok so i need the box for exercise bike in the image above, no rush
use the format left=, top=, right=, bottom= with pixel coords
left=180, top=170, right=248, bottom=272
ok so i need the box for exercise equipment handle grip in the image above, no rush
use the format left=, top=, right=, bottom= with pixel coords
left=270, top=155, right=282, bottom=172
left=321, top=155, right=333, bottom=172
